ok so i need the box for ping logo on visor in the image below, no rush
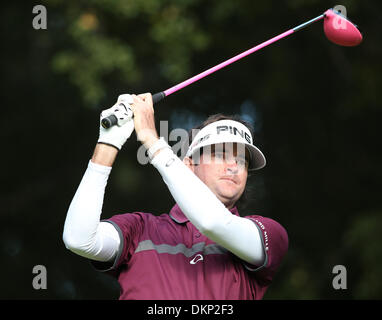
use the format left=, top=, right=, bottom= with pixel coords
left=186, top=120, right=266, bottom=171
left=216, top=125, right=252, bottom=144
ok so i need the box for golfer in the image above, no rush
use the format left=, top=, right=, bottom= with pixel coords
left=63, top=93, right=288, bottom=300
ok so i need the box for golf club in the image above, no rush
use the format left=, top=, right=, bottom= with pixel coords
left=101, top=7, right=362, bottom=129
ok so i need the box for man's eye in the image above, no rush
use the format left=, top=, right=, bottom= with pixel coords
left=236, top=159, right=246, bottom=166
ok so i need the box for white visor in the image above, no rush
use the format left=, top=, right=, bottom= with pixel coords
left=186, top=120, right=266, bottom=170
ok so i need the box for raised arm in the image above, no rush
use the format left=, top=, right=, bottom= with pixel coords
left=131, top=94, right=265, bottom=266
left=63, top=95, right=135, bottom=261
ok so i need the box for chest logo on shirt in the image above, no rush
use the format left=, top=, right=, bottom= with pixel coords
left=190, top=254, right=204, bottom=265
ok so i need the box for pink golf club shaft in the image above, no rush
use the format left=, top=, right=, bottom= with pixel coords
left=101, top=13, right=326, bottom=128
left=151, top=13, right=325, bottom=103
left=165, top=30, right=294, bottom=96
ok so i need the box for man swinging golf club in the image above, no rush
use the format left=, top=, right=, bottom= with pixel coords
left=63, top=93, right=288, bottom=300
left=61, top=6, right=364, bottom=299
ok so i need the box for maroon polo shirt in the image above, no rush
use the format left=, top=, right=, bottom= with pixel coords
left=93, top=204, right=288, bottom=300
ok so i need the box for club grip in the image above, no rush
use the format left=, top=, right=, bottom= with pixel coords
left=101, top=92, right=165, bottom=129
left=152, top=91, right=165, bottom=104
left=101, top=114, right=118, bottom=129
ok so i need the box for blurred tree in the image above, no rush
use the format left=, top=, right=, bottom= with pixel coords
left=343, top=212, right=382, bottom=299
left=47, top=0, right=210, bottom=106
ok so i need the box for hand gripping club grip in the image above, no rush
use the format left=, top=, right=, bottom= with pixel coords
left=101, top=92, right=165, bottom=129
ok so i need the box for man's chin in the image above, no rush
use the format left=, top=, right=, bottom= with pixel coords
left=216, top=192, right=241, bottom=208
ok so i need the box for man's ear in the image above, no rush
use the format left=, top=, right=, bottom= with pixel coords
left=183, top=157, right=194, bottom=171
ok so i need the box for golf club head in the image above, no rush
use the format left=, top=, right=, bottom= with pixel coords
left=323, top=8, right=363, bottom=46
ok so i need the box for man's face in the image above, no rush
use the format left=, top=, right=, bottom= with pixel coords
left=184, top=143, right=249, bottom=209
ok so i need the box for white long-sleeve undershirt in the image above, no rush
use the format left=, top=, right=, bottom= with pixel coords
left=63, top=161, right=120, bottom=261
left=63, top=147, right=265, bottom=266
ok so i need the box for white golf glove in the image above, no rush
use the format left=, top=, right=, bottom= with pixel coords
left=98, top=94, right=135, bottom=150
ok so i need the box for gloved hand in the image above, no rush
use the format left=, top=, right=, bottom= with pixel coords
left=97, top=94, right=135, bottom=150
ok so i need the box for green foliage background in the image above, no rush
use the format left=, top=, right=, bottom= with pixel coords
left=1, top=0, right=381, bottom=299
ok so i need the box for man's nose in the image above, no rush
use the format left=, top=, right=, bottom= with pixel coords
left=225, top=160, right=239, bottom=174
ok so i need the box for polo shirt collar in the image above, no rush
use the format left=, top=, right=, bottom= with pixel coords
left=169, top=203, right=240, bottom=224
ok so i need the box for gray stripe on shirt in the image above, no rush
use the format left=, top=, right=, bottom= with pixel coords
left=134, top=240, right=227, bottom=257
